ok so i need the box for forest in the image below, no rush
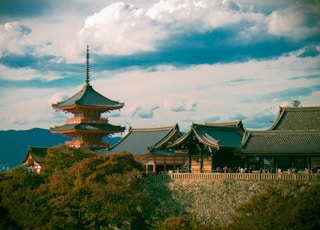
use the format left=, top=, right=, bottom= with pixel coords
left=0, top=145, right=319, bottom=230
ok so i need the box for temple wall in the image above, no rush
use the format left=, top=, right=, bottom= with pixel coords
left=148, top=175, right=320, bottom=228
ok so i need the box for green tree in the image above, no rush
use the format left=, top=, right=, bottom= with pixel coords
left=227, top=182, right=320, bottom=230
left=0, top=148, right=151, bottom=229
left=41, top=151, right=149, bottom=229
left=40, top=145, right=93, bottom=178
left=0, top=166, right=44, bottom=229
left=158, top=216, right=211, bottom=230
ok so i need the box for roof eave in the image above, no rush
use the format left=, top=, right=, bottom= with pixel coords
left=153, top=125, right=181, bottom=149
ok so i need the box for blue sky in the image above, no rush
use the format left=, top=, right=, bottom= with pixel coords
left=0, top=0, right=319, bottom=133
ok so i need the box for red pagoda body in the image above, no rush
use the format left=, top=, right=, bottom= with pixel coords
left=50, top=46, right=125, bottom=150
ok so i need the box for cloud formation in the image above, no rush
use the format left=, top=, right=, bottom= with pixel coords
left=0, top=22, right=31, bottom=56
left=79, top=2, right=163, bottom=55
left=0, top=0, right=319, bottom=132
left=75, top=0, right=320, bottom=73
left=163, top=98, right=197, bottom=112
left=129, top=105, right=160, bottom=119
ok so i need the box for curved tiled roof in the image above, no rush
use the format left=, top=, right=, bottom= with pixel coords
left=205, top=120, right=244, bottom=134
left=169, top=122, right=243, bottom=150
left=21, top=146, right=48, bottom=164
left=50, top=123, right=125, bottom=133
left=269, top=106, right=320, bottom=130
left=106, top=124, right=181, bottom=155
left=241, top=130, right=320, bottom=155
left=52, top=84, right=124, bottom=111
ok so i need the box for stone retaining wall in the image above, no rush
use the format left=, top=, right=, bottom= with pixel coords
left=147, top=177, right=320, bottom=228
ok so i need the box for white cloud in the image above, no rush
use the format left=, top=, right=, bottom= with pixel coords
left=146, top=0, right=251, bottom=30
left=1, top=51, right=319, bottom=131
left=0, top=87, right=57, bottom=130
left=78, top=0, right=268, bottom=55
left=122, top=104, right=160, bottom=119
left=267, top=1, right=320, bottom=40
left=163, top=98, right=197, bottom=112
left=48, top=92, right=67, bottom=105
left=0, top=22, right=31, bottom=57
left=1, top=0, right=319, bottom=132
left=0, top=63, right=65, bottom=82
left=79, top=2, right=165, bottom=55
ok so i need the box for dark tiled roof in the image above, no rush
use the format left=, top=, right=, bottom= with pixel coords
left=240, top=130, right=320, bottom=155
left=169, top=122, right=243, bottom=150
left=50, top=123, right=125, bottom=133
left=106, top=124, right=181, bottom=155
left=52, top=84, right=124, bottom=110
left=269, top=106, right=320, bottom=130
left=21, top=146, right=48, bottom=164
left=205, top=120, right=245, bottom=134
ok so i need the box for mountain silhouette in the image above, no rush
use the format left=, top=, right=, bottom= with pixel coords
left=0, top=128, right=120, bottom=170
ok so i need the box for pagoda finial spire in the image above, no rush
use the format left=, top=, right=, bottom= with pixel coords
left=86, top=45, right=90, bottom=85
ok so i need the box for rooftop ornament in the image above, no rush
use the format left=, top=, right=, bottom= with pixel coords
left=86, top=45, right=90, bottom=85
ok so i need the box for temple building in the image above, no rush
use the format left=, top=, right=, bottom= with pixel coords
left=50, top=46, right=125, bottom=150
left=240, top=106, right=320, bottom=172
left=168, top=121, right=245, bottom=173
left=101, top=124, right=187, bottom=173
left=22, top=146, right=48, bottom=173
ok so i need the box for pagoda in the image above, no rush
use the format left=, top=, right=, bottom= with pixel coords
left=50, top=46, right=125, bottom=150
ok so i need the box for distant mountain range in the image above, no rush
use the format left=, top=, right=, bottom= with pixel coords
left=0, top=128, right=121, bottom=170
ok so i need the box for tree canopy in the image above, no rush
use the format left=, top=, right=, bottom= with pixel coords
left=1, top=146, right=319, bottom=229
left=0, top=146, right=149, bottom=229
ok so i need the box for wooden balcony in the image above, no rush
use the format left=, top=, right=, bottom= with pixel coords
left=67, top=117, right=108, bottom=124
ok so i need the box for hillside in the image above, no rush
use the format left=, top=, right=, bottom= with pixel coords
left=0, top=128, right=120, bottom=170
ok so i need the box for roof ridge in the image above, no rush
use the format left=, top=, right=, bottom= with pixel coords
left=130, top=124, right=177, bottom=132
left=52, top=85, right=85, bottom=107
left=194, top=123, right=240, bottom=131
left=28, top=146, right=49, bottom=149
left=280, top=106, right=320, bottom=110
left=152, top=125, right=181, bottom=149
left=205, top=120, right=242, bottom=125
left=246, top=129, right=320, bottom=134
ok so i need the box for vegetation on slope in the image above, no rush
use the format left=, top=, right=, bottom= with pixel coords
left=226, top=182, right=320, bottom=230
left=0, top=146, right=149, bottom=229
left=0, top=146, right=319, bottom=229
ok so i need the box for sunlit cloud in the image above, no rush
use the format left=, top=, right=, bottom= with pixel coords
left=0, top=0, right=319, bottom=132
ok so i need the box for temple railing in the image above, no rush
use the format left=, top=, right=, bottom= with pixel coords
left=146, top=173, right=320, bottom=182
left=65, top=141, right=109, bottom=149
left=67, top=117, right=108, bottom=124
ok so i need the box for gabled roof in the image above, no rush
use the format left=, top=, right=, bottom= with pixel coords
left=106, top=124, right=181, bottom=155
left=269, top=106, right=320, bottom=130
left=240, top=130, right=320, bottom=155
left=52, top=84, right=124, bottom=111
left=50, top=123, right=125, bottom=133
left=169, top=122, right=243, bottom=150
left=22, top=146, right=48, bottom=164
left=205, top=120, right=244, bottom=134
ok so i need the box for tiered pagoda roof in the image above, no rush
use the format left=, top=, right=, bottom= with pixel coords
left=51, top=123, right=124, bottom=134
left=50, top=46, right=125, bottom=148
left=52, top=83, right=124, bottom=112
